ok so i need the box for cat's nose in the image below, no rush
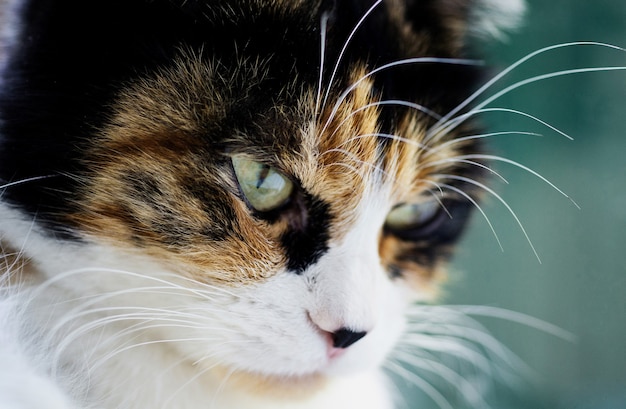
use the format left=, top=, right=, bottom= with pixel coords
left=331, top=328, right=367, bottom=349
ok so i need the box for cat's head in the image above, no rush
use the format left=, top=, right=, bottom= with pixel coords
left=0, top=0, right=523, bottom=396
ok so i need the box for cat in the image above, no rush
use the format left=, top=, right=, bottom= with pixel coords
left=0, top=0, right=527, bottom=408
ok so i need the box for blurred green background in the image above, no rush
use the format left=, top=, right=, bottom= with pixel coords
left=399, top=0, right=626, bottom=408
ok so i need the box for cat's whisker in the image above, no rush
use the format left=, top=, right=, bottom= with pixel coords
left=322, top=147, right=389, bottom=179
left=89, top=337, right=251, bottom=377
left=45, top=295, right=254, bottom=358
left=397, top=329, right=530, bottom=390
left=159, top=273, right=252, bottom=301
left=422, top=131, right=542, bottom=160
left=435, top=173, right=541, bottom=262
left=440, top=154, right=580, bottom=209
left=62, top=285, right=223, bottom=310
left=0, top=243, right=25, bottom=285
left=321, top=58, right=483, bottom=137
left=50, top=313, right=209, bottom=360
left=0, top=216, right=39, bottom=287
left=394, top=338, right=494, bottom=382
left=384, top=360, right=455, bottom=409
left=407, top=177, right=457, bottom=218
left=430, top=41, right=626, bottom=136
left=421, top=179, right=446, bottom=199
left=422, top=158, right=509, bottom=184
left=407, top=303, right=572, bottom=363
left=400, top=302, right=575, bottom=389
left=321, top=0, right=384, bottom=110
left=48, top=304, right=226, bottom=343
left=426, top=107, right=572, bottom=146
left=397, top=340, right=525, bottom=398
left=38, top=285, right=232, bottom=343
left=431, top=195, right=453, bottom=219
left=188, top=340, right=260, bottom=369
left=2, top=2, right=607, bottom=407
left=439, top=183, right=504, bottom=251
left=391, top=349, right=490, bottom=408
left=328, top=99, right=441, bottom=140
left=0, top=174, right=57, bottom=196
left=22, top=267, right=246, bottom=313
left=208, top=361, right=240, bottom=409
left=473, top=66, right=626, bottom=120
left=315, top=11, right=330, bottom=116
left=323, top=131, right=431, bottom=185
left=343, top=132, right=430, bottom=152
left=399, top=327, right=519, bottom=374
left=324, top=161, right=367, bottom=181
left=448, top=305, right=576, bottom=342
left=54, top=308, right=252, bottom=377
left=164, top=359, right=227, bottom=408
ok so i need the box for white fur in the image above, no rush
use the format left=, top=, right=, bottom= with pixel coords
left=0, top=298, right=76, bottom=409
left=0, top=1, right=528, bottom=406
left=471, top=0, right=526, bottom=40
left=0, top=185, right=408, bottom=409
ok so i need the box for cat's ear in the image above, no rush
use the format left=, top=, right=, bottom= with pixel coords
left=468, top=0, right=526, bottom=40
left=401, top=0, right=525, bottom=51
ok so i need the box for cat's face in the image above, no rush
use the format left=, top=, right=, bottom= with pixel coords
left=0, top=0, right=521, bottom=395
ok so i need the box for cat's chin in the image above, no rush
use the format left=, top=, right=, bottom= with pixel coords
left=209, top=365, right=329, bottom=399
left=206, top=336, right=388, bottom=399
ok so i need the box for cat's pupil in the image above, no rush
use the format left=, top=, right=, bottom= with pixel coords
left=232, top=156, right=294, bottom=212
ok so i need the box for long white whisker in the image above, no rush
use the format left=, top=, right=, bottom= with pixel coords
left=1, top=216, right=39, bottom=282
left=436, top=174, right=541, bottom=262
left=338, top=132, right=430, bottom=152
left=164, top=360, right=227, bottom=408
left=0, top=175, right=56, bottom=195
left=49, top=305, right=229, bottom=342
left=321, top=147, right=388, bottom=177
left=473, top=66, right=626, bottom=117
left=315, top=11, right=330, bottom=115
left=423, top=131, right=542, bottom=158
left=451, top=305, right=576, bottom=342
left=321, top=58, right=482, bottom=136
left=418, top=182, right=453, bottom=219
left=392, top=350, right=490, bottom=408
left=51, top=311, right=228, bottom=370
left=399, top=330, right=507, bottom=370
left=92, top=338, right=250, bottom=376
left=322, top=0, right=384, bottom=109
left=426, top=107, right=572, bottom=145
left=394, top=336, right=494, bottom=379
left=384, top=360, right=454, bottom=409
left=402, top=313, right=528, bottom=377
left=421, top=179, right=446, bottom=198
left=448, top=154, right=580, bottom=209
left=23, top=268, right=245, bottom=313
left=423, top=158, right=509, bottom=184
left=431, top=41, right=626, bottom=133
left=209, top=362, right=239, bottom=409
left=330, top=100, right=442, bottom=139
left=439, top=183, right=503, bottom=251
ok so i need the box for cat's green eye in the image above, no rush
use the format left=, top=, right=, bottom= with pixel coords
left=385, top=200, right=442, bottom=232
left=231, top=156, right=294, bottom=212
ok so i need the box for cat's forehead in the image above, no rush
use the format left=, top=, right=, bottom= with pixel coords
left=0, top=0, right=485, bottom=286
left=103, top=53, right=433, bottom=211
left=75, top=45, right=471, bottom=284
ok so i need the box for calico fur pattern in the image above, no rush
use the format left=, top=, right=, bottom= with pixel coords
left=0, top=0, right=524, bottom=408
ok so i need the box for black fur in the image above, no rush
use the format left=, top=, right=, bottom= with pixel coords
left=0, top=0, right=483, bottom=271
